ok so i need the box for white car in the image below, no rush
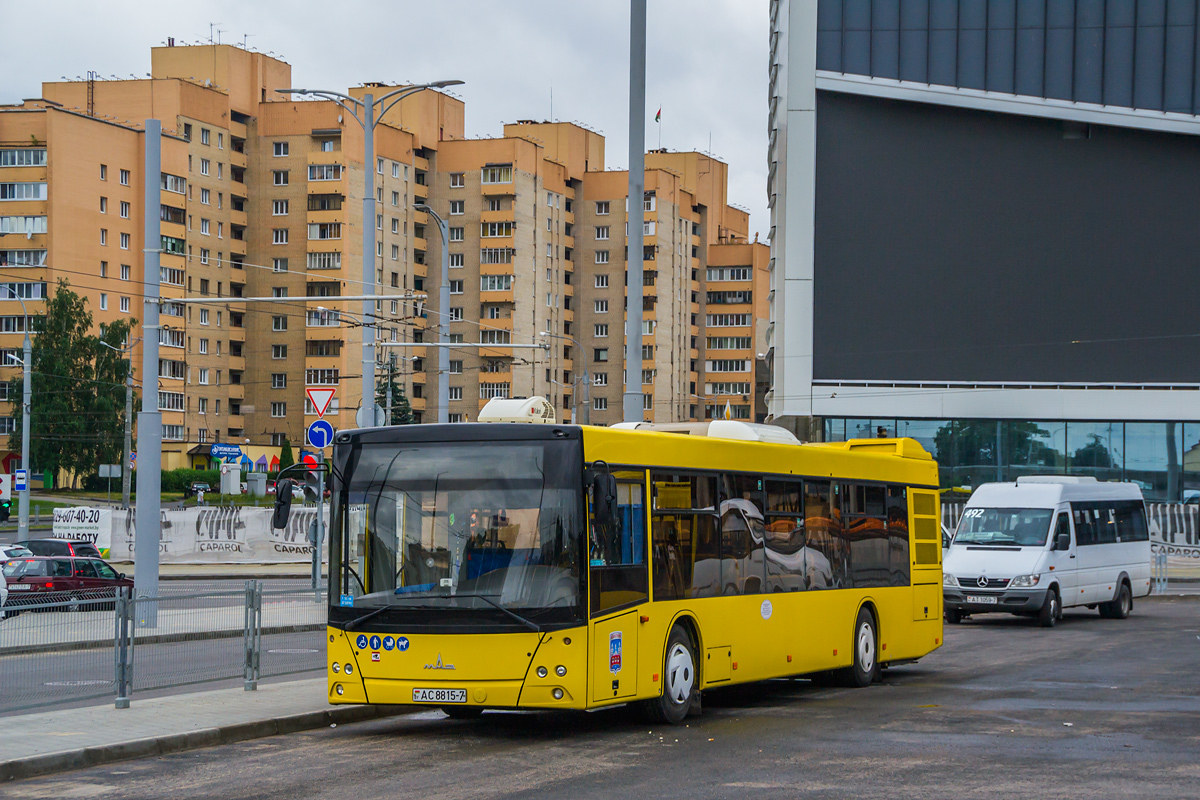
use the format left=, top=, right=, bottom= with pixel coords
left=0, top=544, right=32, bottom=564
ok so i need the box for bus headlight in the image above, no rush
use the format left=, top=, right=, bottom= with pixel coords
left=943, top=573, right=958, bottom=587
left=1010, top=574, right=1040, bottom=588
left=552, top=688, right=564, bottom=700
left=344, top=663, right=353, bottom=675
left=537, top=666, right=548, bottom=678
left=555, top=665, right=567, bottom=677
left=335, top=684, right=344, bottom=696
left=332, top=662, right=341, bottom=673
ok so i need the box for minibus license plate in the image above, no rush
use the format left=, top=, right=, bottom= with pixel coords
left=413, top=688, right=466, bottom=703
left=966, top=595, right=997, bottom=604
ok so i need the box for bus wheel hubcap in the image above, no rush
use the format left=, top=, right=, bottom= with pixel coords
left=665, top=644, right=694, bottom=705
left=858, top=622, right=874, bottom=673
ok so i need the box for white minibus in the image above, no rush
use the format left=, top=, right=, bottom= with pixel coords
left=943, top=476, right=1151, bottom=627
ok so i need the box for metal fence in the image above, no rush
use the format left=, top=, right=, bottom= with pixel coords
left=0, top=582, right=326, bottom=714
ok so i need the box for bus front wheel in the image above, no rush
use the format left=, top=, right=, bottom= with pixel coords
left=645, top=625, right=697, bottom=725
left=837, top=606, right=879, bottom=687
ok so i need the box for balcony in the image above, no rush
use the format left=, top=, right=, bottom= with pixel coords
left=478, top=316, right=513, bottom=332
left=227, top=384, right=245, bottom=401
left=229, top=149, right=247, bottom=169
left=230, top=208, right=248, bottom=228
left=413, top=183, right=428, bottom=202
left=228, top=239, right=247, bottom=257
left=227, top=355, right=246, bottom=373
left=412, top=236, right=427, bottom=252
left=480, top=209, right=513, bottom=224
left=413, top=155, right=430, bottom=171
left=481, top=182, right=515, bottom=196
left=229, top=121, right=248, bottom=140
left=479, top=290, right=515, bottom=305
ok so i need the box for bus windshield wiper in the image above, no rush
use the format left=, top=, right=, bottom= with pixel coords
left=450, top=593, right=541, bottom=632
left=344, top=605, right=391, bottom=631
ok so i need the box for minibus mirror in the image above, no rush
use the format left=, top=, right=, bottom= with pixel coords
left=591, top=471, right=619, bottom=531
left=1055, top=532, right=1070, bottom=551
left=272, top=479, right=294, bottom=529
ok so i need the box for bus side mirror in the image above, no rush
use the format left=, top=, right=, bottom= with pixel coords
left=1055, top=533, right=1070, bottom=551
left=591, top=472, right=618, bottom=530
left=272, top=479, right=294, bottom=529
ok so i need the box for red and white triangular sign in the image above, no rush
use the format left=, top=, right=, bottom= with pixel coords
left=306, top=387, right=336, bottom=418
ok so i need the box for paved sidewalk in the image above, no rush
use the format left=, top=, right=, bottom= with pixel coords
left=0, top=678, right=406, bottom=783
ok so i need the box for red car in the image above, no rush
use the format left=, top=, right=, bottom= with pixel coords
left=2, top=556, right=133, bottom=612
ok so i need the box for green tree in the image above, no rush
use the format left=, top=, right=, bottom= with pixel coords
left=1072, top=434, right=1113, bottom=468
left=9, top=280, right=135, bottom=487
left=278, top=436, right=295, bottom=470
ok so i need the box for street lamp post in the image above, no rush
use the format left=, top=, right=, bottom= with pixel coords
left=413, top=204, right=449, bottom=424
left=540, top=331, right=590, bottom=424
left=3, top=287, right=32, bottom=538
left=277, top=81, right=463, bottom=426
left=100, top=339, right=138, bottom=508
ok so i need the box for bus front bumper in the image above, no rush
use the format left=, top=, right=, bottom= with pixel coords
left=943, top=586, right=1049, bottom=615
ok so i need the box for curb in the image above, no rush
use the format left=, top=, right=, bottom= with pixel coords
left=0, top=702, right=412, bottom=783
left=0, top=623, right=326, bottom=658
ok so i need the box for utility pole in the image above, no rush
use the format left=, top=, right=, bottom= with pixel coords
left=100, top=339, right=137, bottom=508
left=386, top=351, right=395, bottom=425
left=277, top=81, right=463, bottom=428
left=624, top=0, right=648, bottom=422
left=414, top=203, right=450, bottom=423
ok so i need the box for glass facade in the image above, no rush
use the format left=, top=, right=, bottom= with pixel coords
left=824, top=418, right=1197, bottom=503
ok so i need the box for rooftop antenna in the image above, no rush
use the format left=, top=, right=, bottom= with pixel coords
left=242, top=33, right=252, bottom=49
left=208, top=22, right=220, bottom=44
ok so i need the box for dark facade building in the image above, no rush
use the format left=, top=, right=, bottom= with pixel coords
left=768, top=1, right=1200, bottom=498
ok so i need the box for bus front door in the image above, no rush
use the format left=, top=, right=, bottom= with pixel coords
left=593, top=610, right=639, bottom=701
left=589, top=473, right=648, bottom=703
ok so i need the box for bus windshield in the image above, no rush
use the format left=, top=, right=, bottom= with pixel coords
left=954, top=507, right=1054, bottom=547
left=334, top=438, right=584, bottom=626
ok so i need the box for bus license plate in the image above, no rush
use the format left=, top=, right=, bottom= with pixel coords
left=413, top=688, right=466, bottom=704
left=966, top=595, right=998, bottom=604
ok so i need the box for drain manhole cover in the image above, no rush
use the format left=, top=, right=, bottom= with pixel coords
left=44, top=680, right=112, bottom=687
left=267, top=648, right=319, bottom=654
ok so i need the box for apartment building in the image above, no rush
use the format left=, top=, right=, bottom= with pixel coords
left=0, top=42, right=767, bottom=474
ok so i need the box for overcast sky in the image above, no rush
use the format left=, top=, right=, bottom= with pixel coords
left=2, top=0, right=769, bottom=239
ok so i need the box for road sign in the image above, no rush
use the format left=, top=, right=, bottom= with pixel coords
left=306, top=387, right=336, bottom=418
left=14, top=469, right=27, bottom=492
left=209, top=443, right=242, bottom=460
left=0, top=474, right=10, bottom=501
left=99, top=464, right=121, bottom=478
left=130, top=451, right=137, bottom=468
left=307, top=419, right=335, bottom=450
left=355, top=404, right=386, bottom=428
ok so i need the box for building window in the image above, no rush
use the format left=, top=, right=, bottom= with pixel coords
left=595, top=274, right=609, bottom=288
left=391, top=244, right=400, bottom=260
left=121, top=264, right=130, bottom=280
left=488, top=198, right=502, bottom=211
left=594, top=299, right=608, bottom=313
left=120, top=201, right=130, bottom=219
left=449, top=253, right=464, bottom=268
left=449, top=227, right=464, bottom=242
left=449, top=280, right=463, bottom=294
left=449, top=307, right=463, bottom=321
left=198, top=338, right=209, bottom=355
left=481, top=222, right=512, bottom=238
left=449, top=200, right=464, bottom=215
left=271, top=402, right=286, bottom=418
left=449, top=172, right=465, bottom=188
left=594, top=348, right=608, bottom=362
left=200, top=128, right=210, bottom=145
left=273, top=141, right=288, bottom=157
left=594, top=324, right=608, bottom=337
left=593, top=373, right=608, bottom=386
left=99, top=196, right=108, bottom=214
left=448, top=386, right=463, bottom=401
left=273, top=228, right=288, bottom=244
left=595, top=226, right=609, bottom=240
left=198, top=368, right=210, bottom=385
left=480, top=274, right=512, bottom=291
left=391, top=190, right=400, bottom=207
left=449, top=360, right=463, bottom=374
left=273, top=170, right=288, bottom=186
left=273, top=258, right=288, bottom=273
left=480, top=165, right=512, bottom=184
left=273, top=200, right=288, bottom=215
left=99, top=293, right=108, bottom=310
left=306, top=252, right=341, bottom=270
left=200, top=219, right=210, bottom=235
left=308, top=164, right=342, bottom=181
left=199, top=308, right=209, bottom=325
left=594, top=397, right=608, bottom=411
left=595, top=250, right=609, bottom=265
left=120, top=296, right=130, bottom=313
left=120, top=232, right=130, bottom=249
left=596, top=201, right=610, bottom=215
left=307, top=223, right=341, bottom=240
left=120, top=169, right=130, bottom=186
left=200, top=248, right=210, bottom=264
left=305, top=369, right=339, bottom=385
left=272, top=345, right=287, bottom=359
left=100, top=228, right=108, bottom=246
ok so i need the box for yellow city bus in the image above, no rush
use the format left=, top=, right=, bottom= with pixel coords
left=321, top=417, right=942, bottom=723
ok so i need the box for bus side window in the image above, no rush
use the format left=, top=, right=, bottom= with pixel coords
left=804, top=481, right=844, bottom=590
left=887, top=486, right=909, bottom=587
left=721, top=474, right=766, bottom=595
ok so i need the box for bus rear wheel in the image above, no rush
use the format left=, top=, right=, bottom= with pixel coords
left=836, top=606, right=880, bottom=687
left=1099, top=583, right=1132, bottom=619
left=645, top=625, right=697, bottom=725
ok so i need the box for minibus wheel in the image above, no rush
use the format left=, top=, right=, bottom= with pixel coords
left=645, top=625, right=697, bottom=724
left=1100, top=583, right=1132, bottom=619
left=838, top=606, right=879, bottom=687
left=1038, top=589, right=1060, bottom=628
left=945, top=609, right=963, bottom=624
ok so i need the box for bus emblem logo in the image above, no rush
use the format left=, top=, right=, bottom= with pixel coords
left=424, top=653, right=455, bottom=670
left=609, top=631, right=622, bottom=673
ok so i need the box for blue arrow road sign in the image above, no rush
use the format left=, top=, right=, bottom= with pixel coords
left=307, top=419, right=335, bottom=450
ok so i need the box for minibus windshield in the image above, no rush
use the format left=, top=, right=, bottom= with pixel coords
left=954, top=507, right=1054, bottom=547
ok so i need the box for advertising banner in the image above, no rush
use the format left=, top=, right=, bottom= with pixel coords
left=52, top=507, right=114, bottom=558
left=108, top=505, right=328, bottom=564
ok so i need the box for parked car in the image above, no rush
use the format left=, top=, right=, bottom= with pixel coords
left=0, top=544, right=33, bottom=564
left=183, top=481, right=212, bottom=498
left=0, top=569, right=7, bottom=620
left=2, top=556, right=132, bottom=611
left=16, top=538, right=102, bottom=559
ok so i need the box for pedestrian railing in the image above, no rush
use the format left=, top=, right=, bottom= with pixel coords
left=0, top=581, right=327, bottom=713
left=1152, top=551, right=1169, bottom=595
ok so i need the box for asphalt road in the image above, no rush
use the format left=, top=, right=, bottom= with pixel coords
left=6, top=595, right=1199, bottom=799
